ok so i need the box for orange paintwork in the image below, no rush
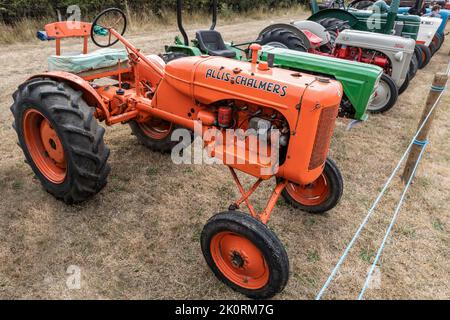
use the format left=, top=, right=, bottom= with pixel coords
left=37, top=21, right=343, bottom=224
left=45, top=21, right=91, bottom=55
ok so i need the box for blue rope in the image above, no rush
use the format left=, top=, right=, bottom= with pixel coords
left=315, top=79, right=447, bottom=300
left=358, top=142, right=429, bottom=300
left=430, top=85, right=445, bottom=92
left=413, top=139, right=429, bottom=147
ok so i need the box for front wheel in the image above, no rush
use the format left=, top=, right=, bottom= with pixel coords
left=278, top=158, right=343, bottom=214
left=367, top=73, right=398, bottom=114
left=201, top=212, right=289, bottom=299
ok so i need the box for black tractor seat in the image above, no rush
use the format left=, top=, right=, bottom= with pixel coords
left=195, top=30, right=236, bottom=58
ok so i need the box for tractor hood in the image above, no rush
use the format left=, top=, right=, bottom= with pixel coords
left=164, top=55, right=343, bottom=114
left=336, top=29, right=416, bottom=54
left=259, top=46, right=383, bottom=121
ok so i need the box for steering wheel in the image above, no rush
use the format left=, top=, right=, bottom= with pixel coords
left=91, top=8, right=127, bottom=48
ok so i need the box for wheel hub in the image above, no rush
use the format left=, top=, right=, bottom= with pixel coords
left=23, top=109, right=67, bottom=184
left=230, top=250, right=247, bottom=269
left=369, top=80, right=391, bottom=111
left=40, top=120, right=65, bottom=165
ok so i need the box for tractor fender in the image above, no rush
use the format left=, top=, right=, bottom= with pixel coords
left=308, top=9, right=359, bottom=28
left=257, top=23, right=312, bottom=49
left=29, top=71, right=109, bottom=119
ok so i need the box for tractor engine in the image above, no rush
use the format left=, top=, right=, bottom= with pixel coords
left=334, top=29, right=416, bottom=86
left=334, top=45, right=391, bottom=72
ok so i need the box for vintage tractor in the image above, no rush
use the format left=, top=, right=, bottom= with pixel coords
left=165, top=0, right=383, bottom=119
left=12, top=9, right=345, bottom=299
left=397, top=0, right=449, bottom=53
left=257, top=20, right=417, bottom=112
left=310, top=0, right=446, bottom=68
left=345, top=0, right=446, bottom=64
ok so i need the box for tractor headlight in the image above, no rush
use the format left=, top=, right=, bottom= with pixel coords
left=394, top=52, right=403, bottom=62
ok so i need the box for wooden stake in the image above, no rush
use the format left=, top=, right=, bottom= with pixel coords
left=402, top=72, right=448, bottom=184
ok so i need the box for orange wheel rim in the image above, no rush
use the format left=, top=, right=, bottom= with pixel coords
left=138, top=117, right=173, bottom=140
left=286, top=174, right=330, bottom=206
left=210, top=232, right=269, bottom=290
left=23, top=109, right=67, bottom=184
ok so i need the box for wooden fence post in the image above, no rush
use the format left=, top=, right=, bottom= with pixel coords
left=402, top=72, right=448, bottom=184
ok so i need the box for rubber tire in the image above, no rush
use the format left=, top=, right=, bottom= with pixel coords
left=417, top=44, right=431, bottom=68
left=279, top=158, right=343, bottom=214
left=368, top=73, right=398, bottom=114
left=430, top=33, right=444, bottom=54
left=409, top=53, right=419, bottom=80
left=316, top=17, right=351, bottom=33
left=160, top=51, right=189, bottom=63
left=11, top=78, right=110, bottom=204
left=414, top=45, right=424, bottom=69
left=398, top=71, right=410, bottom=95
left=259, top=28, right=308, bottom=52
left=429, top=40, right=437, bottom=57
left=435, top=33, right=444, bottom=51
left=129, top=121, right=179, bottom=153
left=201, top=212, right=289, bottom=299
left=131, top=52, right=187, bottom=153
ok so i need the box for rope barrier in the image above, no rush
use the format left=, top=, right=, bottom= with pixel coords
left=316, top=71, right=448, bottom=300
left=358, top=141, right=429, bottom=300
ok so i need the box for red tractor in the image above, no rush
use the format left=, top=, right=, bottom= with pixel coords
left=11, top=9, right=345, bottom=298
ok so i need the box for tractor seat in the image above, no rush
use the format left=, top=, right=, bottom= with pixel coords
left=195, top=30, right=236, bottom=58
left=47, top=48, right=129, bottom=74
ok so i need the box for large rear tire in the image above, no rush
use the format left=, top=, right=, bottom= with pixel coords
left=201, top=212, right=289, bottom=299
left=435, top=33, right=444, bottom=51
left=259, top=28, right=308, bottom=52
left=11, top=78, right=110, bottom=204
left=417, top=44, right=431, bottom=68
left=316, top=18, right=351, bottom=33
left=368, top=73, right=398, bottom=114
left=278, top=158, right=343, bottom=214
left=129, top=118, right=178, bottom=153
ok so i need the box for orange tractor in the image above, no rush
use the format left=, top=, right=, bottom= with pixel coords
left=11, top=9, right=344, bottom=298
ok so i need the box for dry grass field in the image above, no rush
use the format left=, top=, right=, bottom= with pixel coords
left=0, top=9, right=448, bottom=300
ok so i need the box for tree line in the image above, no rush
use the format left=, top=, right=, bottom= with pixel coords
left=0, top=0, right=308, bottom=24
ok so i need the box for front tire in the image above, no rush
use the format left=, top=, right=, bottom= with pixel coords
left=201, top=212, right=289, bottom=299
left=11, top=78, right=110, bottom=204
left=398, top=72, right=410, bottom=95
left=368, top=73, right=398, bottom=114
left=409, top=53, right=419, bottom=80
left=278, top=158, right=343, bottom=214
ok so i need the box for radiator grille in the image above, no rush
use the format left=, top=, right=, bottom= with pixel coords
left=309, top=106, right=339, bottom=170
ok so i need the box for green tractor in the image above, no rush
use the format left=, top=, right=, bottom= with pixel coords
left=164, top=0, right=383, bottom=121
left=309, top=0, right=421, bottom=39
